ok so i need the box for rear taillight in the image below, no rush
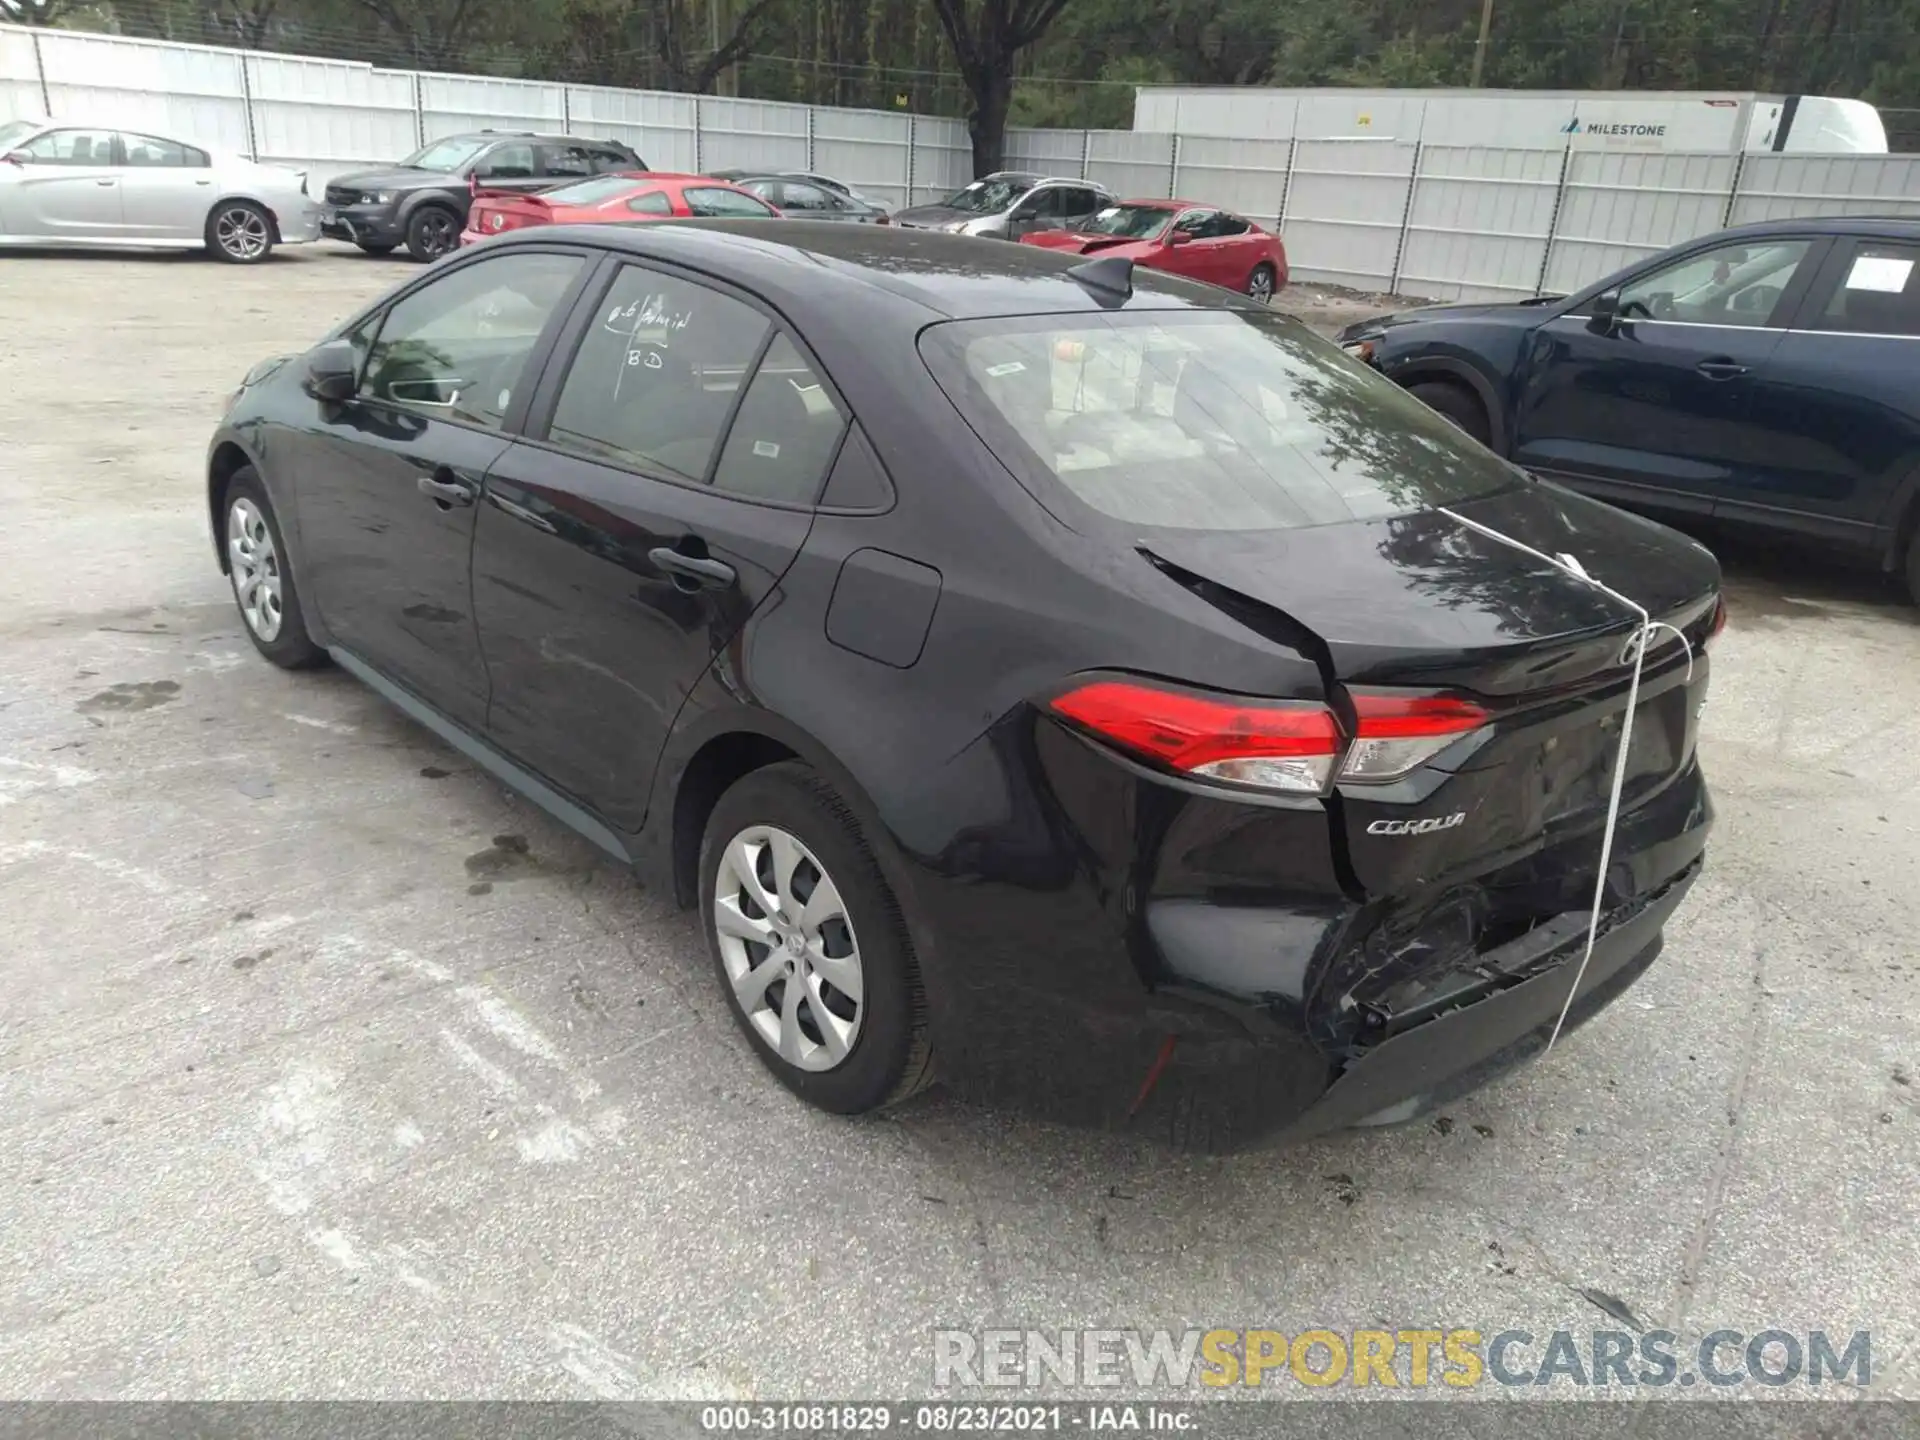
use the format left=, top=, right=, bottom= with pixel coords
left=1339, top=692, right=1490, bottom=783
left=1047, top=679, right=1489, bottom=796
left=1705, top=596, right=1727, bottom=646
left=1049, top=681, right=1341, bottom=795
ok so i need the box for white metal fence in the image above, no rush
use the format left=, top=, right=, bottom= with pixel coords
left=6, top=23, right=1920, bottom=299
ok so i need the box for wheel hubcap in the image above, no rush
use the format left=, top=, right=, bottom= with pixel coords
left=227, top=498, right=283, bottom=642
left=713, top=824, right=863, bottom=1073
left=217, top=208, right=269, bottom=260
left=1249, top=270, right=1273, bottom=301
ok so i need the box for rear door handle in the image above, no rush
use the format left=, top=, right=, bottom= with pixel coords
left=95, top=178, right=117, bottom=187
left=648, top=546, right=736, bottom=589
left=1696, top=358, right=1749, bottom=380
left=417, top=470, right=476, bottom=508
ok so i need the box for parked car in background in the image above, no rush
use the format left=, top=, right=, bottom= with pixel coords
left=711, top=168, right=888, bottom=211
left=1338, top=216, right=1920, bottom=600
left=461, top=173, right=778, bottom=245
left=1021, top=200, right=1287, bottom=301
left=0, top=117, right=318, bottom=263
left=207, top=221, right=1721, bottom=1151
left=322, top=130, right=646, bottom=262
left=893, top=172, right=1112, bottom=240
left=722, top=172, right=888, bottom=224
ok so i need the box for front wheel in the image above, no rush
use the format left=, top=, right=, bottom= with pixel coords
left=223, top=468, right=325, bottom=669
left=700, top=762, right=933, bottom=1114
left=1247, top=262, right=1277, bottom=304
left=1406, top=379, right=1492, bottom=447
left=207, top=200, right=275, bottom=264
left=404, top=206, right=459, bottom=263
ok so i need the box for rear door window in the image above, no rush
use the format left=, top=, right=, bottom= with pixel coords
left=537, top=144, right=598, bottom=179
left=919, top=310, right=1516, bottom=532
left=1806, top=241, right=1920, bottom=337
left=545, top=264, right=771, bottom=482
left=625, top=189, right=675, bottom=216
left=121, top=133, right=209, bottom=167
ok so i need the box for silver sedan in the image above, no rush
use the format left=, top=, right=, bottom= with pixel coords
left=0, top=117, right=322, bottom=263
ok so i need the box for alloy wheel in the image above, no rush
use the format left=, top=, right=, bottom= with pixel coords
left=712, top=824, right=864, bottom=1072
left=418, top=212, right=456, bottom=257
left=227, top=497, right=283, bottom=642
left=1248, top=267, right=1275, bottom=303
left=216, top=206, right=270, bottom=262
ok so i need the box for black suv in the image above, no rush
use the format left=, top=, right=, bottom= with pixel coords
left=1339, top=217, right=1920, bottom=600
left=322, top=131, right=646, bottom=261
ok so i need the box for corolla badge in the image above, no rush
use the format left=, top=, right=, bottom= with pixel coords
left=1367, top=813, right=1466, bottom=836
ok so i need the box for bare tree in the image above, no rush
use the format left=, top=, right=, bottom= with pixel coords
left=927, top=0, right=1077, bottom=176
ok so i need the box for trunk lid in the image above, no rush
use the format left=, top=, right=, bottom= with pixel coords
left=468, top=193, right=552, bottom=235
left=1139, top=482, right=1719, bottom=899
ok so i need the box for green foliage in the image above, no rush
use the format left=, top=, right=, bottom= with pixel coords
left=45, top=0, right=1920, bottom=153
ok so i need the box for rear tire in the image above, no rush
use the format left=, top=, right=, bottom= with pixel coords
left=699, top=762, right=933, bottom=1114
left=1247, top=262, right=1277, bottom=304
left=356, top=241, right=398, bottom=257
left=206, top=200, right=274, bottom=264
left=222, top=468, right=325, bottom=670
left=404, top=205, right=460, bottom=263
left=1407, top=379, right=1492, bottom=447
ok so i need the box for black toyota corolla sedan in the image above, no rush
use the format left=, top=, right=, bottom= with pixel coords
left=207, top=220, right=1721, bottom=1151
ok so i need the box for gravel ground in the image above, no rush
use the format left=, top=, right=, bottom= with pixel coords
left=1, top=246, right=1916, bottom=1406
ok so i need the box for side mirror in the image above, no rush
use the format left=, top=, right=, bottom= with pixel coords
left=1166, top=229, right=1194, bottom=246
left=303, top=339, right=358, bottom=402
left=1587, top=291, right=1620, bottom=333
left=1, top=152, right=22, bottom=167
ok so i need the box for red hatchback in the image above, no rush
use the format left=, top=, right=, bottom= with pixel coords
left=461, top=172, right=780, bottom=247
left=1021, top=200, right=1288, bottom=302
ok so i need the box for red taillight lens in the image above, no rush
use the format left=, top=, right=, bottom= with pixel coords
left=1339, top=692, right=1490, bottom=783
left=1706, top=596, right=1727, bottom=645
left=1048, top=681, right=1341, bottom=795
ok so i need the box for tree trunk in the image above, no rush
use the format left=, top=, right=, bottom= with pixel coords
left=967, top=62, right=1012, bottom=176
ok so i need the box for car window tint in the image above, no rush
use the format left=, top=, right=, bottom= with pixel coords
left=538, top=144, right=597, bottom=178
left=1615, top=238, right=1811, bottom=327
left=18, top=129, right=117, bottom=165
left=591, top=148, right=637, bottom=173
left=1812, top=242, right=1920, bottom=338
left=1173, top=210, right=1213, bottom=236
left=625, top=189, right=674, bottom=215
left=476, top=143, right=536, bottom=180
left=360, top=251, right=583, bottom=429
left=712, top=333, right=849, bottom=504
left=920, top=310, right=1516, bottom=533
left=1214, top=213, right=1251, bottom=238
left=684, top=186, right=776, bottom=218
left=120, top=133, right=208, bottom=167
left=547, top=266, right=772, bottom=482
left=779, top=182, right=836, bottom=212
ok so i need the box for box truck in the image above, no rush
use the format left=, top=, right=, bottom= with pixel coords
left=1131, top=87, right=1888, bottom=154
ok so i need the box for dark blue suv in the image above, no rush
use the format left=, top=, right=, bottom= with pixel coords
left=1338, top=218, right=1920, bottom=600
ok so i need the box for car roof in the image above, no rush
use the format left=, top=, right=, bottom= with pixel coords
left=494, top=219, right=1254, bottom=323
left=1705, top=215, right=1920, bottom=242
left=450, top=130, right=634, bottom=146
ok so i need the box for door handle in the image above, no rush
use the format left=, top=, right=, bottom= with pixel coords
left=194, top=178, right=212, bottom=186
left=95, top=178, right=117, bottom=187
left=417, top=471, right=476, bottom=508
left=1696, top=358, right=1749, bottom=380
left=648, top=545, right=736, bottom=589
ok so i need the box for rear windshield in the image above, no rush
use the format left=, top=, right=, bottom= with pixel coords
left=543, top=175, right=646, bottom=205
left=918, top=310, right=1517, bottom=532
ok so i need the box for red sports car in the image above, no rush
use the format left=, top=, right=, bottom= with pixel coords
left=461, top=172, right=780, bottom=247
left=1020, top=200, right=1288, bottom=302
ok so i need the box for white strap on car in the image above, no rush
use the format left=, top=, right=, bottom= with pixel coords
left=1437, top=508, right=1692, bottom=1055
